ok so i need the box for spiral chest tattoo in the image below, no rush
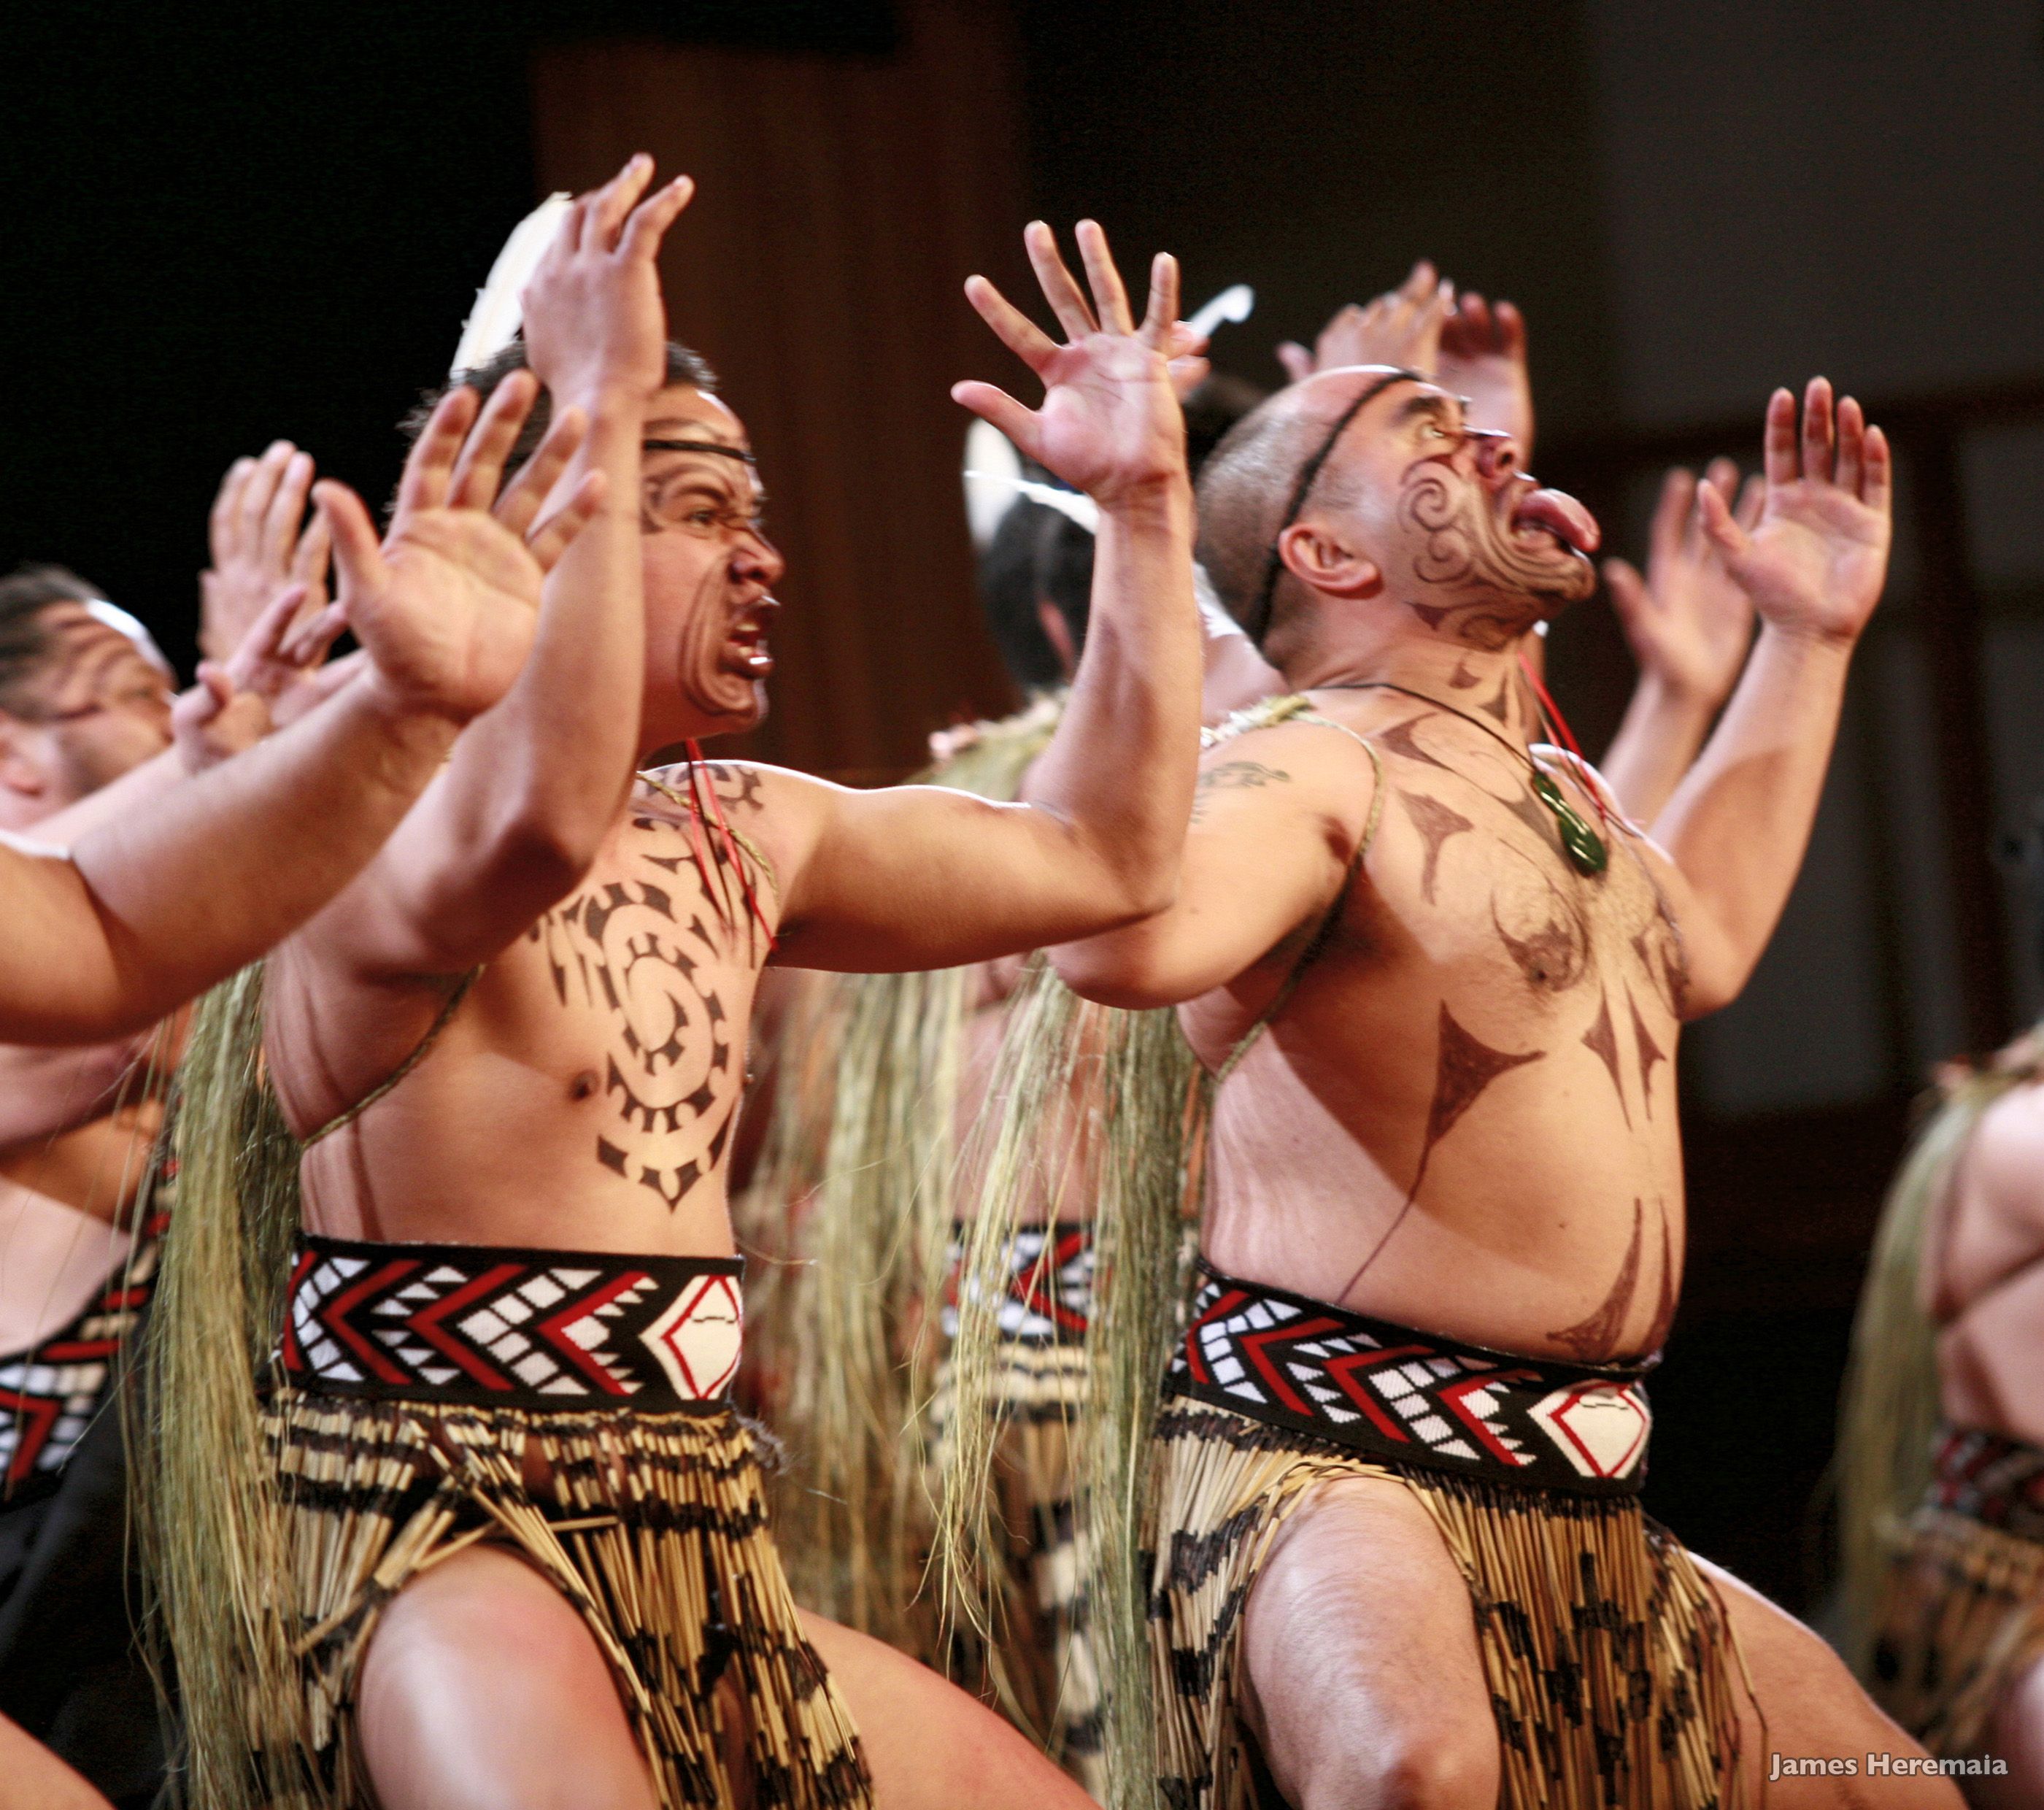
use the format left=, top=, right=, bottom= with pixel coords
left=529, top=770, right=773, bottom=1212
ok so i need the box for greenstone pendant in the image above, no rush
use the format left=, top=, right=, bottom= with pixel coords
left=1532, top=771, right=1608, bottom=875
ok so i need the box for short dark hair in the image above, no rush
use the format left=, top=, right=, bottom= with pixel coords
left=978, top=496, right=1068, bottom=692
left=0, top=564, right=106, bottom=715
left=1181, top=371, right=1268, bottom=480
left=400, top=339, right=719, bottom=470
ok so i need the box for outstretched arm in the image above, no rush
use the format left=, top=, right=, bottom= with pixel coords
left=768, top=221, right=1201, bottom=974
left=307, top=156, right=689, bottom=981
left=1599, top=459, right=1759, bottom=824
left=0, top=359, right=605, bottom=1044
left=1648, top=380, right=1891, bottom=1017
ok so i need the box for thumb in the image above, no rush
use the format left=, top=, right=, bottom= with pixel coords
left=312, top=480, right=385, bottom=619
left=1693, top=477, right=1749, bottom=563
left=1276, top=342, right=1312, bottom=385
left=1603, top=558, right=1646, bottom=622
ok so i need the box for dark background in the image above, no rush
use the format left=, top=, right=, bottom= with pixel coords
left=9, top=0, right=2044, bottom=1625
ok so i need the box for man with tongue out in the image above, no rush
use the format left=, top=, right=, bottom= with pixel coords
left=1036, top=366, right=1953, bottom=1806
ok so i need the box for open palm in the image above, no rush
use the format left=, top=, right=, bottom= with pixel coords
left=1701, top=379, right=1891, bottom=645
left=953, top=220, right=1185, bottom=509
left=317, top=371, right=606, bottom=724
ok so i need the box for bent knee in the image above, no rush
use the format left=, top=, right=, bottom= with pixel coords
left=1295, top=1725, right=1497, bottom=1810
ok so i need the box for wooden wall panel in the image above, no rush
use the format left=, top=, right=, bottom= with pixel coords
left=532, top=3, right=1033, bottom=779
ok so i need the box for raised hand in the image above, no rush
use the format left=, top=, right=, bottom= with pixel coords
left=315, top=371, right=606, bottom=724
left=1605, top=459, right=1760, bottom=710
left=1276, top=260, right=1451, bottom=384
left=199, top=442, right=331, bottom=663
left=1698, top=379, right=1891, bottom=645
left=1435, top=288, right=1533, bottom=455
left=520, top=154, right=694, bottom=405
left=952, top=219, right=1187, bottom=510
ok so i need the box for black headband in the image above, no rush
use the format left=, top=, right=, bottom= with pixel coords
left=1243, top=368, right=1420, bottom=647
left=642, top=438, right=758, bottom=465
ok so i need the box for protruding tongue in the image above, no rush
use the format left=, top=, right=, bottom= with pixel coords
left=1513, top=487, right=1600, bottom=554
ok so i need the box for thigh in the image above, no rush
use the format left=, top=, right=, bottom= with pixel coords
left=797, top=1610, right=1092, bottom=1810
left=1238, top=1472, right=1498, bottom=1810
left=1693, top=1556, right=1964, bottom=1810
left=355, top=1544, right=657, bottom=1810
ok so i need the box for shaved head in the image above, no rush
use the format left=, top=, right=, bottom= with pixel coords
left=1197, top=367, right=1421, bottom=646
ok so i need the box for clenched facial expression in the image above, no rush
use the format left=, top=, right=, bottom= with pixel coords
left=636, top=384, right=785, bottom=753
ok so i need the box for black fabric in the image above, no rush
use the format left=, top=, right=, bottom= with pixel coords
left=0, top=1345, right=166, bottom=1803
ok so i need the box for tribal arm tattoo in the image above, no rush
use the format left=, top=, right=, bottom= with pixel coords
left=1190, top=760, right=1292, bottom=824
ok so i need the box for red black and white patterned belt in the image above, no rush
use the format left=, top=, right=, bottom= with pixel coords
left=1165, top=1263, right=1656, bottom=1498
left=279, top=1233, right=744, bottom=1412
left=941, top=1220, right=1095, bottom=1347
left=1929, top=1425, right=2044, bottom=1542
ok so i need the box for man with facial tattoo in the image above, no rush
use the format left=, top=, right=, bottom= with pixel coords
left=154, top=157, right=1203, bottom=1810
left=1022, top=365, right=1956, bottom=1809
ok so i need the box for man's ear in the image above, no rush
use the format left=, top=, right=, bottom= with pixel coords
left=1277, top=521, right=1383, bottom=599
left=0, top=721, right=51, bottom=804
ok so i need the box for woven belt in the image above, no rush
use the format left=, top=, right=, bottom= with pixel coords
left=1929, top=1425, right=2044, bottom=1541
left=1166, top=1263, right=1655, bottom=1498
left=941, top=1220, right=1095, bottom=1346
left=279, top=1232, right=743, bottom=1413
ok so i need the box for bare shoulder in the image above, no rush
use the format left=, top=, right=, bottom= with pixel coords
left=1967, top=1077, right=2044, bottom=1237
left=1195, top=715, right=1379, bottom=844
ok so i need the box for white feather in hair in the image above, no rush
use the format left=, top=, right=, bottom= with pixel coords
left=962, top=469, right=1100, bottom=535
left=450, top=193, right=574, bottom=377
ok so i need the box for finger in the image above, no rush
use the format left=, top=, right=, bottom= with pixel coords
left=209, top=457, right=257, bottom=563
left=195, top=664, right=233, bottom=720
left=1168, top=354, right=1211, bottom=400
left=525, top=469, right=609, bottom=574
left=1648, top=466, right=1696, bottom=574
left=1702, top=456, right=1740, bottom=505
left=260, top=450, right=315, bottom=574
left=1762, top=387, right=1800, bottom=487
left=1694, top=474, right=1749, bottom=561
left=951, top=380, right=1041, bottom=461
left=241, top=582, right=310, bottom=667
left=279, top=601, right=346, bottom=670
left=587, top=153, right=655, bottom=253
left=1276, top=342, right=1313, bottom=384
left=963, top=273, right=1061, bottom=377
left=1834, top=394, right=1866, bottom=495
left=1076, top=220, right=1134, bottom=335
left=558, top=191, right=593, bottom=255
left=314, top=480, right=389, bottom=607
left=495, top=404, right=589, bottom=540
left=290, top=509, right=332, bottom=596
left=1603, top=558, right=1647, bottom=622
left=1862, top=424, right=1892, bottom=515
left=1734, top=472, right=1767, bottom=532
left=394, top=386, right=480, bottom=520
left=1136, top=249, right=1181, bottom=351
left=619, top=173, right=694, bottom=262
left=1495, top=299, right=1526, bottom=356
left=1397, top=260, right=1437, bottom=304
left=1461, top=292, right=1492, bottom=344
left=1800, top=377, right=1835, bottom=485
left=236, top=441, right=293, bottom=552
left=447, top=369, right=539, bottom=512
left=1024, top=220, right=1096, bottom=342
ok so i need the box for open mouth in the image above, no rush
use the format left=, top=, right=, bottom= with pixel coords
left=1508, top=483, right=1600, bottom=555
left=722, top=604, right=776, bottom=680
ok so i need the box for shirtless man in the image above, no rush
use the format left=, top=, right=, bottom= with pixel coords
left=1838, top=1016, right=2044, bottom=1803
left=1042, top=364, right=1956, bottom=1807
left=156, top=159, right=1198, bottom=1809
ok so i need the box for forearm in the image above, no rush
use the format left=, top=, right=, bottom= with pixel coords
left=1655, top=624, right=1854, bottom=1010
left=1022, top=479, right=1200, bottom=913
left=433, top=395, right=647, bottom=868
left=23, top=685, right=456, bottom=1042
left=31, top=747, right=191, bottom=847
left=1601, top=671, right=1716, bottom=828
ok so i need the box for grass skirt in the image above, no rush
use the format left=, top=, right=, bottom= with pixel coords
left=1145, top=1399, right=1748, bottom=1810
left=254, top=1385, right=871, bottom=1808
left=1873, top=1506, right=2044, bottom=1759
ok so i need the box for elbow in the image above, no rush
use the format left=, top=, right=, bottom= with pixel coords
left=1048, top=939, right=1181, bottom=1012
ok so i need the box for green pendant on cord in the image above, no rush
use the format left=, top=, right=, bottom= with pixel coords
left=1532, top=771, right=1608, bottom=875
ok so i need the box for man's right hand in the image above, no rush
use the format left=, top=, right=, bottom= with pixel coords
left=313, top=371, right=606, bottom=725
left=520, top=155, right=694, bottom=406
left=199, top=441, right=330, bottom=664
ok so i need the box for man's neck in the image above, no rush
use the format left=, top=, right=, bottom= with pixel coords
left=1286, top=632, right=1543, bottom=748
